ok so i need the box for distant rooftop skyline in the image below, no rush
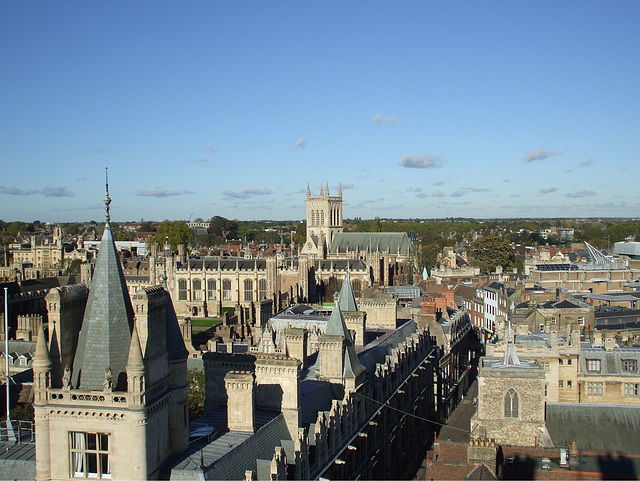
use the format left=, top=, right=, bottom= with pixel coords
left=1, top=1, right=639, bottom=223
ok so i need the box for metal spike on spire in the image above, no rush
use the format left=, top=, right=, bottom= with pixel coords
left=104, top=167, right=112, bottom=223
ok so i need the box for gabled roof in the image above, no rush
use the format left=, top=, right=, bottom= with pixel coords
left=330, top=232, right=412, bottom=256
left=72, top=223, right=134, bottom=391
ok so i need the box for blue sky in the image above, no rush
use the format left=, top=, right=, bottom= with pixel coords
left=1, top=1, right=639, bottom=223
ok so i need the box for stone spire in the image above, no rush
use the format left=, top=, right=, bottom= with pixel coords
left=338, top=183, right=342, bottom=197
left=337, top=270, right=358, bottom=313
left=319, top=184, right=324, bottom=196
left=325, top=302, right=365, bottom=383
left=127, top=323, right=145, bottom=372
left=502, top=321, right=521, bottom=366
left=72, top=175, right=134, bottom=391
left=325, top=182, right=330, bottom=196
left=306, top=184, right=311, bottom=198
left=33, top=322, right=51, bottom=404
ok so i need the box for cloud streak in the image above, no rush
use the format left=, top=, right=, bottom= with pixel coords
left=566, top=190, right=596, bottom=198
left=538, top=187, right=558, bottom=194
left=372, top=114, right=399, bottom=126
left=399, top=153, right=443, bottom=169
left=0, top=185, right=73, bottom=197
left=222, top=187, right=273, bottom=200
left=293, top=138, right=306, bottom=149
left=523, top=148, right=561, bottom=163
left=135, top=188, right=195, bottom=198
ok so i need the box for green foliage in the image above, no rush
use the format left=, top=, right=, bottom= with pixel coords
left=9, top=403, right=34, bottom=423
left=208, top=216, right=239, bottom=241
left=187, top=368, right=206, bottom=421
left=65, top=258, right=83, bottom=275
left=65, top=223, right=80, bottom=236
left=6, top=221, right=27, bottom=236
left=151, top=220, right=194, bottom=251
left=469, top=235, right=521, bottom=274
left=415, top=229, right=442, bottom=278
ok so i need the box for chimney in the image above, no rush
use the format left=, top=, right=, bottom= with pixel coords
left=225, top=371, right=255, bottom=432
left=604, top=335, right=615, bottom=352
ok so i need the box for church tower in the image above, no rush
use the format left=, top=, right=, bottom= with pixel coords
left=34, top=170, right=189, bottom=480
left=301, top=183, right=343, bottom=258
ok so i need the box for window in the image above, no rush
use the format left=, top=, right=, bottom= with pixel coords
left=539, top=324, right=545, bottom=331
left=192, top=279, right=202, bottom=301
left=552, top=317, right=557, bottom=324
left=567, top=359, right=572, bottom=366
left=244, top=279, right=253, bottom=302
left=622, top=359, right=637, bottom=372
left=559, top=359, right=564, bottom=366
left=558, top=380, right=563, bottom=388
left=258, top=279, right=267, bottom=300
left=222, top=279, right=232, bottom=301
left=586, top=359, right=601, bottom=373
left=504, top=389, right=519, bottom=418
left=178, top=279, right=187, bottom=301
left=207, top=279, right=217, bottom=300
left=578, top=316, right=585, bottom=326
left=624, top=383, right=639, bottom=397
left=587, top=382, right=603, bottom=396
left=70, top=432, right=111, bottom=478
left=544, top=362, right=549, bottom=372
left=545, top=384, right=548, bottom=397
left=567, top=381, right=572, bottom=388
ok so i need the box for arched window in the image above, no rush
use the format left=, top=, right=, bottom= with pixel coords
left=258, top=279, right=267, bottom=300
left=352, top=278, right=362, bottom=297
left=321, top=210, right=325, bottom=225
left=244, top=279, right=253, bottom=302
left=192, top=279, right=202, bottom=301
left=222, top=279, right=232, bottom=301
left=178, top=279, right=188, bottom=301
left=504, top=389, right=519, bottom=418
left=207, top=279, right=217, bottom=300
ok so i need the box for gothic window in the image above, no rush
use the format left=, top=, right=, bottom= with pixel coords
left=321, top=210, right=325, bottom=225
left=178, top=279, right=188, bottom=301
left=192, top=279, right=202, bottom=301
left=504, top=389, right=519, bottom=418
left=244, top=279, right=253, bottom=302
left=258, top=279, right=267, bottom=300
left=70, top=432, right=111, bottom=478
left=207, top=279, right=217, bottom=300
left=222, top=279, right=232, bottom=301
left=352, top=278, right=362, bottom=297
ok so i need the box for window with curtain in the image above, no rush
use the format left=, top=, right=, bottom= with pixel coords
left=70, top=432, right=111, bottom=478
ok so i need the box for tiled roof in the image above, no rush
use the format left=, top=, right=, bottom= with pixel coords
left=330, top=232, right=412, bottom=255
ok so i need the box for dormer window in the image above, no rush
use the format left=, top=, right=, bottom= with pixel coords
left=622, top=359, right=637, bottom=373
left=586, top=359, right=601, bottom=373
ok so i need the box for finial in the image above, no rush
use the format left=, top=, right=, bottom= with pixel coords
left=104, top=167, right=112, bottom=223
left=326, top=182, right=330, bottom=196
left=339, top=183, right=342, bottom=196
left=307, top=184, right=311, bottom=198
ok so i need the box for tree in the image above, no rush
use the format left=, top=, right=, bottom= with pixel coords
left=150, top=220, right=194, bottom=251
left=65, top=223, right=80, bottom=236
left=6, top=221, right=27, bottom=236
left=415, top=229, right=441, bottom=278
left=469, top=235, right=521, bottom=274
left=187, top=368, right=206, bottom=421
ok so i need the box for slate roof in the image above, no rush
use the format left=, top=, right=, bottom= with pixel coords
left=329, top=232, right=412, bottom=256
left=183, top=256, right=267, bottom=271
left=337, top=271, right=358, bottom=312
left=546, top=403, right=640, bottom=455
left=72, top=223, right=134, bottom=391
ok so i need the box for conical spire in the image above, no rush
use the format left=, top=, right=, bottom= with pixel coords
left=72, top=176, right=134, bottom=391
left=33, top=322, right=51, bottom=371
left=337, top=270, right=358, bottom=312
left=307, top=184, right=311, bottom=198
left=325, top=182, right=330, bottom=196
left=127, top=323, right=145, bottom=372
left=338, top=183, right=342, bottom=197
left=320, top=184, right=324, bottom=196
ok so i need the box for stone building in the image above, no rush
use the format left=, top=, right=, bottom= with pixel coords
left=33, top=189, right=190, bottom=480
left=471, top=328, right=550, bottom=448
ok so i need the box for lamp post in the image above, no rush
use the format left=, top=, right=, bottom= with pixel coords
left=4, top=287, right=15, bottom=442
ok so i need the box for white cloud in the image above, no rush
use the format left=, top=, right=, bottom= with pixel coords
left=205, top=144, right=217, bottom=153
left=538, top=187, right=559, bottom=194
left=399, top=153, right=443, bottom=169
left=135, top=188, right=195, bottom=198
left=523, top=148, right=561, bottom=163
left=41, top=187, right=74, bottom=198
left=0, top=185, right=73, bottom=197
left=222, top=187, right=273, bottom=200
left=433, top=181, right=444, bottom=186
left=566, top=190, right=596, bottom=198
left=577, top=159, right=593, bottom=167
left=372, top=114, right=399, bottom=126
left=293, top=138, right=306, bottom=149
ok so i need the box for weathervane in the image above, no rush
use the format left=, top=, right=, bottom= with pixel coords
left=104, top=167, right=112, bottom=223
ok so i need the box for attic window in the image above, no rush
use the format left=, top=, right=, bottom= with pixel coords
left=586, top=359, right=601, bottom=373
left=622, top=359, right=637, bottom=372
